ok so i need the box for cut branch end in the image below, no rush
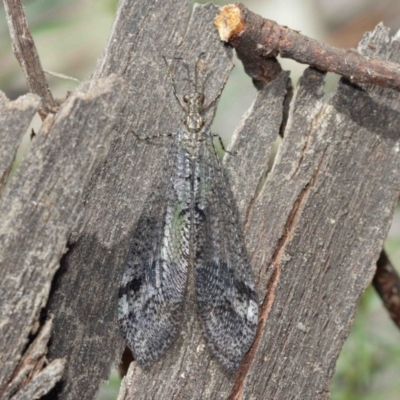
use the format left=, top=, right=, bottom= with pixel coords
left=214, top=4, right=245, bottom=42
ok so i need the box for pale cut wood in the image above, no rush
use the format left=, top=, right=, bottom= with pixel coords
left=0, top=92, right=39, bottom=192
left=0, top=75, right=127, bottom=398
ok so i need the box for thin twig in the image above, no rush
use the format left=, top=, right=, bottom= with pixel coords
left=214, top=3, right=400, bottom=91
left=3, top=0, right=57, bottom=118
left=373, top=250, right=400, bottom=329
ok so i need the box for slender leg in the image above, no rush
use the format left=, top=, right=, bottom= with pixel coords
left=132, top=129, right=176, bottom=141
left=213, top=133, right=235, bottom=155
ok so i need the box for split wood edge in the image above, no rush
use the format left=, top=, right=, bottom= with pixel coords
left=214, top=1, right=400, bottom=334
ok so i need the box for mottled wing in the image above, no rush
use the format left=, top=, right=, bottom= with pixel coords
left=194, top=129, right=259, bottom=371
left=118, top=129, right=191, bottom=368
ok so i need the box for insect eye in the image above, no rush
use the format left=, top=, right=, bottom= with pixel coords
left=183, top=95, right=189, bottom=102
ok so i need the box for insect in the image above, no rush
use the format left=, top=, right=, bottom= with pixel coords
left=118, top=54, right=258, bottom=372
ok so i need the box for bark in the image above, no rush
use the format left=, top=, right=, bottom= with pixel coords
left=44, top=1, right=235, bottom=399
left=0, top=75, right=127, bottom=399
left=227, top=24, right=400, bottom=399
left=0, top=92, right=39, bottom=192
left=1, top=319, right=65, bottom=400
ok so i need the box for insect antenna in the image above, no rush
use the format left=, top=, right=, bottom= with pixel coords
left=179, top=58, right=192, bottom=92
left=163, top=55, right=186, bottom=109
left=193, top=52, right=224, bottom=111
left=194, top=52, right=206, bottom=93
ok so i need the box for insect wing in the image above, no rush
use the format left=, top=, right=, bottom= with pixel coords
left=194, top=131, right=259, bottom=371
left=118, top=131, right=191, bottom=368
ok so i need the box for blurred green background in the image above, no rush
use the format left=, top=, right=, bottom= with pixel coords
left=1, top=1, right=400, bottom=399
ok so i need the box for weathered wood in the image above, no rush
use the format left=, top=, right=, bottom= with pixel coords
left=10, top=359, right=65, bottom=400
left=44, top=1, right=237, bottom=399
left=41, top=2, right=399, bottom=399
left=119, top=70, right=290, bottom=400
left=0, top=92, right=39, bottom=192
left=234, top=25, right=400, bottom=399
left=224, top=70, right=290, bottom=222
left=2, top=319, right=66, bottom=400
left=0, top=75, right=126, bottom=398
left=2, top=1, right=396, bottom=399
left=123, top=21, right=400, bottom=400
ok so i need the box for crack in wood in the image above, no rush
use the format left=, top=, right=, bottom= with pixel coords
left=290, top=103, right=328, bottom=180
left=274, top=146, right=328, bottom=270
left=228, top=265, right=280, bottom=400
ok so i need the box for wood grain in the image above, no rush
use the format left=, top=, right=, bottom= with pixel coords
left=44, top=1, right=236, bottom=399
left=0, top=75, right=126, bottom=398
left=0, top=92, right=39, bottom=192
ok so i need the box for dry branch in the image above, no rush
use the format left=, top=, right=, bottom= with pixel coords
left=215, top=3, right=400, bottom=91
left=2, top=0, right=57, bottom=117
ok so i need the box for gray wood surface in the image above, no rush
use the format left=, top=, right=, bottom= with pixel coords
left=120, top=21, right=400, bottom=400
left=0, top=92, right=39, bottom=192
left=0, top=75, right=126, bottom=398
left=2, top=319, right=65, bottom=400
left=44, top=1, right=236, bottom=399
left=237, top=25, right=400, bottom=399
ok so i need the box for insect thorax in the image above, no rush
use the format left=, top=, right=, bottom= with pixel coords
left=185, top=114, right=204, bottom=133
